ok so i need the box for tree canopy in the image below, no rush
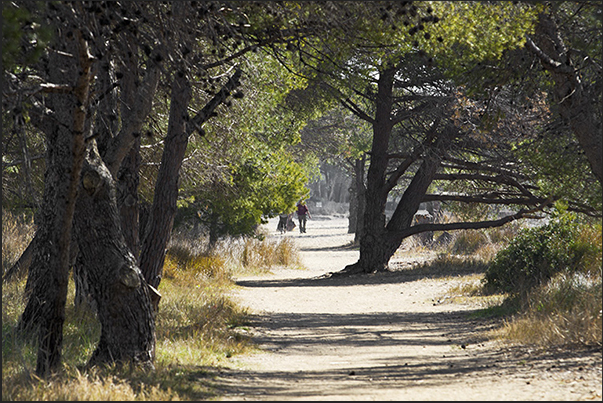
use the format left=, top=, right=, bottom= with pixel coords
left=2, top=0, right=600, bottom=376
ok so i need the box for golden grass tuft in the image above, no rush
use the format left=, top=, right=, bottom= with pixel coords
left=491, top=271, right=602, bottom=347
left=239, top=236, right=302, bottom=270
left=2, top=366, right=177, bottom=401
left=2, top=209, right=35, bottom=276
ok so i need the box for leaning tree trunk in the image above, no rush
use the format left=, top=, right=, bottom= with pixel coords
left=74, top=142, right=156, bottom=369
left=140, top=67, right=242, bottom=291
left=139, top=70, right=193, bottom=290
left=384, top=147, right=443, bottom=254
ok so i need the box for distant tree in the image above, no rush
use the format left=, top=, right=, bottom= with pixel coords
left=266, top=1, right=599, bottom=276
left=299, top=105, right=372, bottom=239
left=172, top=52, right=315, bottom=249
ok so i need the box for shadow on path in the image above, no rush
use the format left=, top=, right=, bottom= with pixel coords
left=244, top=309, right=496, bottom=350
left=235, top=261, right=487, bottom=289
left=214, top=305, right=601, bottom=400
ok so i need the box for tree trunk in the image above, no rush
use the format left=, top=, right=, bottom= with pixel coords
left=140, top=67, right=242, bottom=290
left=527, top=13, right=602, bottom=185
left=18, top=27, right=91, bottom=377
left=348, top=183, right=358, bottom=234
left=72, top=22, right=160, bottom=312
left=341, top=68, right=395, bottom=274
left=139, top=71, right=192, bottom=289
left=385, top=146, right=443, bottom=252
left=338, top=66, right=452, bottom=276
left=348, top=157, right=366, bottom=243
left=3, top=235, right=35, bottom=283
left=74, top=143, right=156, bottom=369
left=117, top=142, right=142, bottom=261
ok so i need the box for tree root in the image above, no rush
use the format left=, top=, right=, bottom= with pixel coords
left=328, top=262, right=390, bottom=278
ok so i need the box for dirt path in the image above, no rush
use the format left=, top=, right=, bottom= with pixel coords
left=216, top=216, right=602, bottom=401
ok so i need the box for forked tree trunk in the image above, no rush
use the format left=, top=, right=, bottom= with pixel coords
left=341, top=68, right=395, bottom=274
left=74, top=143, right=156, bottom=369
left=339, top=65, right=450, bottom=276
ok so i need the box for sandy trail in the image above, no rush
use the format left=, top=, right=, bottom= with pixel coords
left=216, top=216, right=602, bottom=401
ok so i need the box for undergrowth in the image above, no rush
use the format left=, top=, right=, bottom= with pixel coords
left=2, top=209, right=302, bottom=401
left=436, top=215, right=602, bottom=348
left=412, top=214, right=602, bottom=348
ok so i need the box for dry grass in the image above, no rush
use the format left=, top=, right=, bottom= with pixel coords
left=2, top=209, right=303, bottom=401
left=427, top=221, right=602, bottom=349
left=491, top=271, right=602, bottom=347
left=168, top=225, right=303, bottom=276
left=441, top=273, right=508, bottom=308
left=2, top=209, right=35, bottom=276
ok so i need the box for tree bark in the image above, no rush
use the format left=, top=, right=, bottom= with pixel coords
left=385, top=145, right=445, bottom=254
left=74, top=142, right=156, bottom=369
left=18, top=26, right=91, bottom=377
left=340, top=67, right=395, bottom=274
left=139, top=71, right=192, bottom=290
left=348, top=156, right=366, bottom=242
left=140, top=68, right=242, bottom=290
left=3, top=236, right=34, bottom=283
left=117, top=141, right=142, bottom=261
left=526, top=12, right=602, bottom=185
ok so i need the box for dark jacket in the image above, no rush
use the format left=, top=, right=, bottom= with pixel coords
left=297, top=203, right=309, bottom=217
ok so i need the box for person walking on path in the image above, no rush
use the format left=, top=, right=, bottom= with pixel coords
left=277, top=213, right=289, bottom=234
left=286, top=213, right=296, bottom=232
left=277, top=212, right=296, bottom=233
left=296, top=200, right=311, bottom=233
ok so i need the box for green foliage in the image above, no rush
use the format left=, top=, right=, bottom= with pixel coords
left=484, top=212, right=602, bottom=295
left=425, top=1, right=540, bottom=78
left=182, top=149, right=309, bottom=242
left=515, top=130, right=603, bottom=213
left=2, top=2, right=52, bottom=71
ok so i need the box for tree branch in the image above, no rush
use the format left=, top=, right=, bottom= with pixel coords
left=525, top=35, right=574, bottom=74
left=441, top=157, right=531, bottom=181
left=421, top=193, right=549, bottom=206
left=384, top=119, right=440, bottom=193
left=391, top=101, right=433, bottom=126
left=433, top=172, right=539, bottom=192
left=186, top=68, right=242, bottom=136
left=104, top=62, right=162, bottom=177
left=339, top=98, right=375, bottom=124
left=393, top=205, right=549, bottom=239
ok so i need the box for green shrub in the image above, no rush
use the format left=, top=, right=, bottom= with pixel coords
left=484, top=215, right=602, bottom=295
